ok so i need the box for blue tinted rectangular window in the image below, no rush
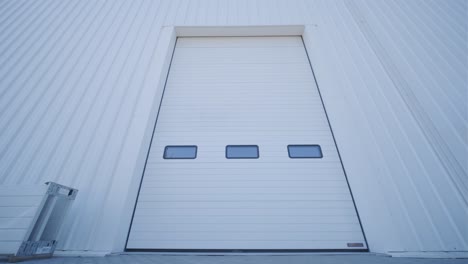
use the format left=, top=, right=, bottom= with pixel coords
left=226, top=145, right=259, bottom=159
left=288, top=145, right=322, bottom=158
left=164, top=146, right=197, bottom=159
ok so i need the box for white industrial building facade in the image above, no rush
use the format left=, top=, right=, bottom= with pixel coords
left=0, top=0, right=466, bottom=258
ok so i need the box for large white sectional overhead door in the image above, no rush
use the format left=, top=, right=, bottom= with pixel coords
left=126, top=36, right=367, bottom=251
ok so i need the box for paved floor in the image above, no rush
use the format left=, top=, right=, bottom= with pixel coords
left=1, top=254, right=467, bottom=264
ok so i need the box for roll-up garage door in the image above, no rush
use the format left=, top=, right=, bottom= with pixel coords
left=126, top=36, right=367, bottom=251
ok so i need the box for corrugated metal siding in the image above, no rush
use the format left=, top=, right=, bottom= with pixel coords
left=348, top=0, right=468, bottom=205
left=0, top=0, right=466, bottom=254
left=347, top=1, right=468, bottom=251
left=302, top=0, right=467, bottom=253
left=348, top=0, right=468, bottom=251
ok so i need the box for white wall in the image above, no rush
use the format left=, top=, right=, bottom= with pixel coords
left=0, top=0, right=466, bottom=256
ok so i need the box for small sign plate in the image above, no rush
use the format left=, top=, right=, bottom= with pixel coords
left=347, top=243, right=364, bottom=247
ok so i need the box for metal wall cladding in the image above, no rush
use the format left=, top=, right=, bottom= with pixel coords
left=0, top=0, right=466, bottom=254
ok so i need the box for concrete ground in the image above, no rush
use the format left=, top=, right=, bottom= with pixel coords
left=1, top=254, right=467, bottom=264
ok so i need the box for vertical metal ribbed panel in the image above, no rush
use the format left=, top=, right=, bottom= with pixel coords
left=0, top=0, right=466, bottom=254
